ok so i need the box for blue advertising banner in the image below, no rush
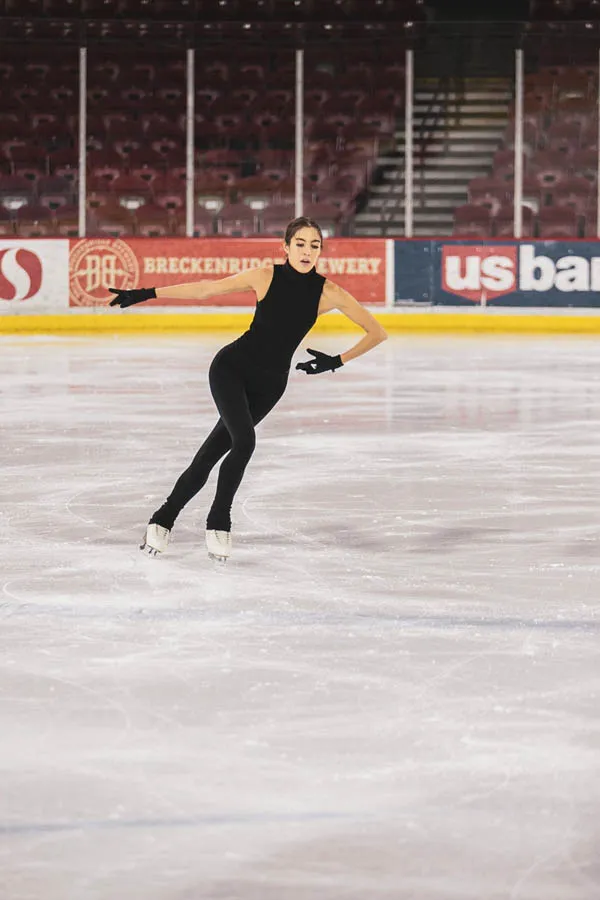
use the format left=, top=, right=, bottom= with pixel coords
left=394, top=240, right=600, bottom=308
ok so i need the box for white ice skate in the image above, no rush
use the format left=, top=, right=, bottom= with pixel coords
left=140, top=523, right=171, bottom=557
left=205, top=529, right=232, bottom=564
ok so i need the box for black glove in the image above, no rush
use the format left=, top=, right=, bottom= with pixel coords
left=296, top=348, right=344, bottom=375
left=108, top=287, right=156, bottom=308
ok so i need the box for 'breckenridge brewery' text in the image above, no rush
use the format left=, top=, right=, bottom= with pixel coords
left=143, top=256, right=382, bottom=276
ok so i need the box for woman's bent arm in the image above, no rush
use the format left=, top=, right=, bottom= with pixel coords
left=323, top=281, right=388, bottom=364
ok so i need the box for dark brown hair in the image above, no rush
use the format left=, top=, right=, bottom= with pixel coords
left=284, top=216, right=323, bottom=246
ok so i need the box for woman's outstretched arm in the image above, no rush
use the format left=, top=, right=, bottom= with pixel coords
left=155, top=267, right=269, bottom=302
left=108, top=266, right=271, bottom=307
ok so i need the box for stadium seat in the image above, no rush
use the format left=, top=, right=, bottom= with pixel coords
left=189, top=206, right=216, bottom=238
left=529, top=151, right=569, bottom=188
left=453, top=204, right=492, bottom=238
left=468, top=177, right=509, bottom=215
left=548, top=177, right=593, bottom=215
left=303, top=202, right=342, bottom=235
left=493, top=205, right=534, bottom=238
left=90, top=200, right=135, bottom=237
left=135, top=204, right=172, bottom=237
left=554, top=97, right=596, bottom=133
left=53, top=203, right=80, bottom=236
left=0, top=206, right=13, bottom=235
left=110, top=173, right=152, bottom=208
left=538, top=205, right=579, bottom=238
left=260, top=203, right=295, bottom=237
left=38, top=176, right=74, bottom=210
left=216, top=202, right=257, bottom=237
left=14, top=203, right=53, bottom=232
left=49, top=149, right=79, bottom=183
left=0, top=175, right=34, bottom=209
left=571, top=148, right=598, bottom=182
left=545, top=120, right=582, bottom=155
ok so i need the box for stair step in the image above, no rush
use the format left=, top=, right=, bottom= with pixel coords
left=381, top=149, right=497, bottom=164
left=354, top=226, right=391, bottom=236
left=371, top=184, right=470, bottom=197
left=369, top=210, right=455, bottom=222
left=413, top=225, right=453, bottom=236
left=374, top=223, right=454, bottom=237
left=384, top=168, right=489, bottom=181
left=368, top=196, right=467, bottom=209
left=385, top=138, right=501, bottom=155
left=425, top=155, right=493, bottom=167
left=381, top=156, right=492, bottom=168
left=395, top=128, right=506, bottom=140
left=411, top=116, right=508, bottom=128
left=413, top=211, right=455, bottom=223
left=414, top=91, right=512, bottom=101
left=355, top=212, right=392, bottom=223
left=413, top=102, right=510, bottom=114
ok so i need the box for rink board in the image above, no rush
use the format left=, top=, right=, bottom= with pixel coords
left=69, top=237, right=388, bottom=307
left=6, top=309, right=600, bottom=335
left=5, top=237, right=600, bottom=332
left=395, top=239, right=600, bottom=307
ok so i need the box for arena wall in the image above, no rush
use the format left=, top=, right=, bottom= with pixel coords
left=3, top=237, right=600, bottom=334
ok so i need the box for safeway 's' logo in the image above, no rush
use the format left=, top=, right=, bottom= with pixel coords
left=442, top=245, right=518, bottom=302
left=0, top=248, right=43, bottom=301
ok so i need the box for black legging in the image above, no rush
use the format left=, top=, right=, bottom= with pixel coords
left=151, top=343, right=288, bottom=533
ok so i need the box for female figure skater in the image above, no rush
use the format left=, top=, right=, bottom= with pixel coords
left=109, top=217, right=387, bottom=562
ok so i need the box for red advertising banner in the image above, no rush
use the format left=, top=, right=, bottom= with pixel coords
left=69, top=237, right=386, bottom=308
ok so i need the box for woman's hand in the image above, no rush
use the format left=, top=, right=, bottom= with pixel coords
left=296, top=349, right=344, bottom=375
left=108, top=287, right=156, bottom=308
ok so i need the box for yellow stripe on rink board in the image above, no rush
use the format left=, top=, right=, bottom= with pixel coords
left=4, top=311, right=600, bottom=334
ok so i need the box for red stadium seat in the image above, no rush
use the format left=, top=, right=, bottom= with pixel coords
left=154, top=189, right=184, bottom=211
left=549, top=177, right=593, bottom=215
left=135, top=204, right=171, bottom=237
left=12, top=162, right=46, bottom=184
left=260, top=202, right=295, bottom=237
left=236, top=175, right=280, bottom=209
left=88, top=150, right=123, bottom=184
left=538, top=205, right=579, bottom=238
left=89, top=200, right=135, bottom=237
left=529, top=151, right=569, bottom=188
left=453, top=204, right=492, bottom=238
left=49, top=148, right=79, bottom=182
left=37, top=176, right=74, bottom=209
left=555, top=97, right=596, bottom=132
left=545, top=120, right=582, bottom=155
left=14, top=202, right=52, bottom=222
left=0, top=205, right=13, bottom=235
left=53, top=203, right=80, bottom=236
left=195, top=177, right=228, bottom=213
left=468, top=177, right=510, bottom=215
left=303, top=202, right=342, bottom=234
left=217, top=202, right=257, bottom=237
left=571, top=148, right=598, bottom=182
left=110, top=173, right=152, bottom=208
left=493, top=205, right=534, bottom=238
left=0, top=175, right=34, bottom=209
left=190, top=206, right=216, bottom=238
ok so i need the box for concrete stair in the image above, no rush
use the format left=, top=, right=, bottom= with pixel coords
left=353, top=80, right=511, bottom=237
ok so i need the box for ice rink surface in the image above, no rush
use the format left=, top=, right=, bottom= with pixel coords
left=1, top=332, right=600, bottom=900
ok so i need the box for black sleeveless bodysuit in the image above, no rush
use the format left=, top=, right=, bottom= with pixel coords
left=152, top=262, right=327, bottom=533
left=231, top=261, right=326, bottom=375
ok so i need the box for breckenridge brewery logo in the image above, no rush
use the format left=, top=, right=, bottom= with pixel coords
left=70, top=239, right=140, bottom=306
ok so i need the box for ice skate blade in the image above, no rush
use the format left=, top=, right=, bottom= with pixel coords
left=140, top=541, right=160, bottom=558
left=208, top=552, right=228, bottom=565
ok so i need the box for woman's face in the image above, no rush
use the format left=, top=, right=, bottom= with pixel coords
left=284, top=227, right=322, bottom=273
